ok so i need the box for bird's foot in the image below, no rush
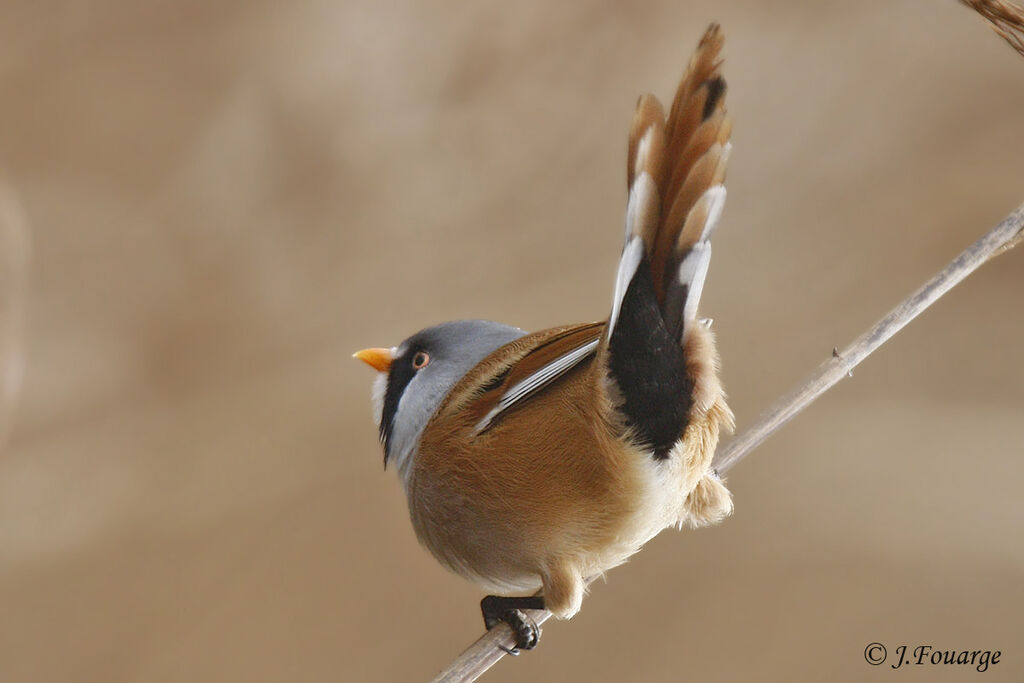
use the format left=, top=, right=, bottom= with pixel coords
left=480, top=595, right=545, bottom=653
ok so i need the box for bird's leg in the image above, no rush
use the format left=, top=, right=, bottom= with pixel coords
left=480, top=595, right=545, bottom=654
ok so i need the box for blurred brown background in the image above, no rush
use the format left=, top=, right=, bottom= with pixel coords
left=1, top=1, right=1022, bottom=681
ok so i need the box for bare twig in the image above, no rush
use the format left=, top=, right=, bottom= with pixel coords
left=960, top=0, right=1024, bottom=56
left=431, top=202, right=1024, bottom=683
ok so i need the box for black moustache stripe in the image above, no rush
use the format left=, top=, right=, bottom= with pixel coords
left=380, top=348, right=418, bottom=466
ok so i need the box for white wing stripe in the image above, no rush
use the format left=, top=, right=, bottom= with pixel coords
left=473, top=337, right=600, bottom=434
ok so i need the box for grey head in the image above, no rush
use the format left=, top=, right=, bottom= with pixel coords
left=372, top=319, right=526, bottom=487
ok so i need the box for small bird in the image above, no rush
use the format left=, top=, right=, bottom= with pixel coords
left=355, top=24, right=734, bottom=651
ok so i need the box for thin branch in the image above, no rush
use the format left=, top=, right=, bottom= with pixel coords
left=431, top=202, right=1024, bottom=683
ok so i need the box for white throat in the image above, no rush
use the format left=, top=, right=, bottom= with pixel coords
left=370, top=371, right=418, bottom=491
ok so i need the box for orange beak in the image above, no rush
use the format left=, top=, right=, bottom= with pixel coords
left=353, top=347, right=393, bottom=373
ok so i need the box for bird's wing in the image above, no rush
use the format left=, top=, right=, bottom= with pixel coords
left=467, top=322, right=605, bottom=434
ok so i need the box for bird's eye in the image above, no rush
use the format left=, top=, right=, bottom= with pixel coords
left=412, top=351, right=430, bottom=369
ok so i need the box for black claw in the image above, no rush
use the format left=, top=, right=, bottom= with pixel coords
left=480, top=595, right=545, bottom=652
left=506, top=609, right=540, bottom=651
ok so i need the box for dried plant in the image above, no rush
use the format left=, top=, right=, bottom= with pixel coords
left=961, top=0, right=1024, bottom=56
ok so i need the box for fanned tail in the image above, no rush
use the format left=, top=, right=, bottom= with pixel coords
left=614, top=24, right=731, bottom=342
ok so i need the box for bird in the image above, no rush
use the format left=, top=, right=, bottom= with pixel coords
left=354, top=24, right=734, bottom=652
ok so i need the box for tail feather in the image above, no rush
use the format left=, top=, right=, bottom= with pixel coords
left=616, top=23, right=730, bottom=343
left=627, top=94, right=666, bottom=194
left=624, top=96, right=666, bottom=253
left=662, top=75, right=725, bottom=217
left=663, top=140, right=728, bottom=259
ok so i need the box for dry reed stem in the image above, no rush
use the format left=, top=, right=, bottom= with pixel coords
left=961, top=0, right=1024, bottom=55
